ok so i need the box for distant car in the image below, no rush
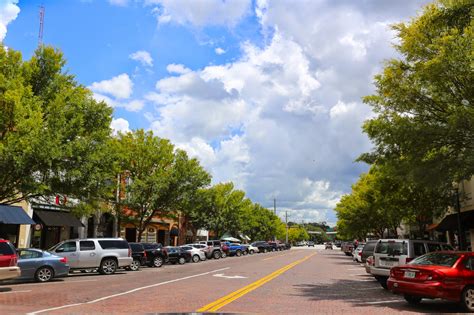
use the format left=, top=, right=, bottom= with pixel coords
left=164, top=246, right=191, bottom=264
left=199, top=240, right=224, bottom=259
left=341, top=242, right=354, bottom=256
left=388, top=252, right=474, bottom=312
left=247, top=244, right=259, bottom=254
left=128, top=243, right=147, bottom=271
left=223, top=242, right=245, bottom=257
left=48, top=238, right=133, bottom=275
left=186, top=243, right=212, bottom=259
left=325, top=242, right=333, bottom=250
left=0, top=239, right=20, bottom=281
left=352, top=244, right=365, bottom=263
left=251, top=241, right=272, bottom=253
left=17, top=248, right=69, bottom=282
left=334, top=241, right=342, bottom=248
left=307, top=241, right=315, bottom=247
left=142, top=243, right=167, bottom=268
left=360, top=240, right=378, bottom=264
left=295, top=241, right=305, bottom=247
left=180, top=245, right=206, bottom=262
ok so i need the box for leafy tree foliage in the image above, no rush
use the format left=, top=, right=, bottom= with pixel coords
left=0, top=45, right=113, bottom=204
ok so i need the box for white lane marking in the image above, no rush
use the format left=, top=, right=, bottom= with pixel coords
left=352, top=279, right=376, bottom=282
left=213, top=273, right=247, bottom=279
left=11, top=279, right=97, bottom=287
left=361, top=300, right=404, bottom=305
left=347, top=268, right=363, bottom=271
left=0, top=290, right=31, bottom=295
left=27, top=267, right=230, bottom=315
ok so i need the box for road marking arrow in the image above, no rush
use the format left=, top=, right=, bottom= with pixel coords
left=213, top=273, right=247, bottom=279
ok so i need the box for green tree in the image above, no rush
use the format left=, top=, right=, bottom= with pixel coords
left=0, top=45, right=113, bottom=205
left=288, top=225, right=309, bottom=243
left=360, top=0, right=474, bottom=188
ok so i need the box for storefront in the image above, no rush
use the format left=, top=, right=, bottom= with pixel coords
left=30, top=205, right=84, bottom=249
left=0, top=204, right=36, bottom=247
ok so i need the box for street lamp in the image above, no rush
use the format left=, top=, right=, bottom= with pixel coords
left=452, top=182, right=464, bottom=250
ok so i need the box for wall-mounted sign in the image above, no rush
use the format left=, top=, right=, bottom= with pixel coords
left=34, top=224, right=42, bottom=231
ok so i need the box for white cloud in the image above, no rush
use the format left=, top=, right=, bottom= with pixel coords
left=111, top=118, right=130, bottom=135
left=92, top=93, right=144, bottom=112
left=0, top=0, right=20, bottom=42
left=166, top=63, right=191, bottom=75
left=146, top=0, right=251, bottom=27
left=215, top=47, right=226, bottom=55
left=108, top=0, right=128, bottom=6
left=89, top=74, right=133, bottom=99
left=129, top=50, right=153, bottom=67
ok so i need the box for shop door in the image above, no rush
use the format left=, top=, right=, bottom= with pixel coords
left=157, top=230, right=165, bottom=245
left=125, top=228, right=137, bottom=242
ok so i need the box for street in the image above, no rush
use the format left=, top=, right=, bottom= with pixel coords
left=0, top=246, right=466, bottom=314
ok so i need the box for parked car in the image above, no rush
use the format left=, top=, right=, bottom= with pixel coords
left=341, top=242, right=354, bottom=256
left=164, top=246, right=192, bottom=264
left=325, top=242, right=333, bottom=250
left=142, top=243, right=167, bottom=268
left=295, top=241, right=306, bottom=247
left=352, top=244, right=365, bottom=263
left=251, top=241, right=272, bottom=253
left=180, top=245, right=206, bottom=262
left=49, top=238, right=133, bottom=275
left=128, top=243, right=147, bottom=271
left=223, top=242, right=246, bottom=257
left=240, top=244, right=250, bottom=255
left=267, top=241, right=280, bottom=252
left=307, top=241, right=315, bottom=247
left=199, top=240, right=224, bottom=259
left=387, top=251, right=474, bottom=311
left=334, top=241, right=342, bottom=248
left=365, top=255, right=375, bottom=274
left=360, top=240, right=378, bottom=264
left=284, top=243, right=292, bottom=250
left=16, top=248, right=69, bottom=282
left=247, top=244, right=259, bottom=254
left=370, top=239, right=454, bottom=289
left=0, top=239, right=20, bottom=281
left=186, top=243, right=212, bottom=259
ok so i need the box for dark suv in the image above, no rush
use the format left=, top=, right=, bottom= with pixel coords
left=252, top=241, right=272, bottom=253
left=142, top=243, right=167, bottom=268
left=199, top=240, right=224, bottom=259
left=128, top=243, right=147, bottom=271
left=360, top=240, right=377, bottom=264
left=164, top=246, right=191, bottom=264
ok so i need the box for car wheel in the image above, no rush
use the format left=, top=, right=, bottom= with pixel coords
left=129, top=259, right=140, bottom=271
left=35, top=266, right=54, bottom=282
left=236, top=250, right=242, bottom=257
left=249, top=250, right=254, bottom=255
left=462, top=286, right=474, bottom=312
left=178, top=257, right=186, bottom=265
left=243, top=250, right=248, bottom=255
left=213, top=251, right=221, bottom=259
left=404, top=294, right=422, bottom=305
left=99, top=258, right=117, bottom=275
left=192, top=255, right=200, bottom=263
left=221, top=252, right=227, bottom=258
left=152, top=256, right=164, bottom=268
left=263, top=248, right=268, bottom=253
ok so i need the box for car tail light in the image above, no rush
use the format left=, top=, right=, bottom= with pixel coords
left=143, top=251, right=147, bottom=258
left=59, top=257, right=68, bottom=264
left=9, top=255, right=18, bottom=267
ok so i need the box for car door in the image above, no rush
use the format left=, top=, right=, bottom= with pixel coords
left=17, top=249, right=43, bottom=279
left=463, top=256, right=474, bottom=285
left=78, top=241, right=98, bottom=268
left=53, top=241, right=79, bottom=268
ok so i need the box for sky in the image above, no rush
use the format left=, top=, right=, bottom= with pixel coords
left=1, top=0, right=430, bottom=226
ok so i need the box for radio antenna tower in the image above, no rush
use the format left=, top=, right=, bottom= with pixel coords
left=38, top=5, right=45, bottom=47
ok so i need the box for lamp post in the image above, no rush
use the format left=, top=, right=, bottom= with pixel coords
left=453, top=183, right=464, bottom=250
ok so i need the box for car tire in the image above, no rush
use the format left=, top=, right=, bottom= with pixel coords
left=99, top=258, right=117, bottom=275
left=192, top=255, right=200, bottom=263
left=404, top=294, right=422, bottom=305
left=213, top=251, right=221, bottom=259
left=243, top=250, right=248, bottom=255
left=236, top=250, right=242, bottom=257
left=129, top=259, right=140, bottom=271
left=35, top=266, right=54, bottom=282
left=461, top=286, right=474, bottom=312
left=249, top=250, right=254, bottom=255
left=178, top=257, right=186, bottom=265
left=263, top=248, right=268, bottom=253
left=151, top=256, right=164, bottom=268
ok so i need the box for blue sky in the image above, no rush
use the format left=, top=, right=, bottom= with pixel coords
left=1, top=0, right=429, bottom=225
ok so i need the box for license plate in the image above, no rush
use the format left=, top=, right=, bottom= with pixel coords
left=381, top=260, right=395, bottom=267
left=404, top=271, right=416, bottom=278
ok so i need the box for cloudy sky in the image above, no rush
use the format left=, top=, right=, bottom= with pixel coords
left=2, top=0, right=429, bottom=225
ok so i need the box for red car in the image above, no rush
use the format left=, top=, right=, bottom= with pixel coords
left=0, top=239, right=20, bottom=281
left=387, top=251, right=474, bottom=311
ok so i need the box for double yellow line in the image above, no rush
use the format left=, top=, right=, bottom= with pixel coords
left=197, top=253, right=316, bottom=312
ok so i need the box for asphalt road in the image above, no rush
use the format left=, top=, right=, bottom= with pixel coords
left=0, top=246, right=467, bottom=314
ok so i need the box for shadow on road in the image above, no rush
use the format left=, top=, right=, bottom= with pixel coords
left=0, top=287, right=12, bottom=292
left=292, top=279, right=463, bottom=313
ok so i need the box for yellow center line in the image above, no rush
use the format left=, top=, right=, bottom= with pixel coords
left=197, top=253, right=316, bottom=313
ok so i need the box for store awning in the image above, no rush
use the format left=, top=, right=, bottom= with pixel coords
left=34, top=210, right=83, bottom=227
left=0, top=205, right=36, bottom=225
left=435, top=210, right=474, bottom=231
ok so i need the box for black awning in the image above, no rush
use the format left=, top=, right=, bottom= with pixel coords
left=0, top=205, right=36, bottom=225
left=34, top=210, right=84, bottom=227
left=436, top=210, right=474, bottom=231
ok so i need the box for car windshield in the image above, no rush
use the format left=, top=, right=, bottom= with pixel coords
left=409, top=253, right=461, bottom=267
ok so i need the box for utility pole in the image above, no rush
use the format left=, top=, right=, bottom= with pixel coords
left=38, top=6, right=45, bottom=47
left=273, top=198, right=277, bottom=241
left=285, top=210, right=288, bottom=244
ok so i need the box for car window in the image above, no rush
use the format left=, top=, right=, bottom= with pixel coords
left=181, top=246, right=192, bottom=250
left=19, top=250, right=42, bottom=259
left=409, top=253, right=460, bottom=267
left=362, top=242, right=376, bottom=253
left=464, top=257, right=474, bottom=271
left=98, top=240, right=129, bottom=249
left=0, top=242, right=15, bottom=255
left=80, top=241, right=96, bottom=251
left=441, top=244, right=454, bottom=251
left=426, top=243, right=442, bottom=252
left=413, top=242, right=426, bottom=256
left=57, top=241, right=77, bottom=253
left=374, top=241, right=407, bottom=255
left=130, top=243, right=144, bottom=252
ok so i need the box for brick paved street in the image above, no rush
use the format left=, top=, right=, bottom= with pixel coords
left=0, top=247, right=466, bottom=314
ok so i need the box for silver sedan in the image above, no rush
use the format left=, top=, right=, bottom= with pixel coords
left=17, top=248, right=70, bottom=282
left=181, top=245, right=207, bottom=263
